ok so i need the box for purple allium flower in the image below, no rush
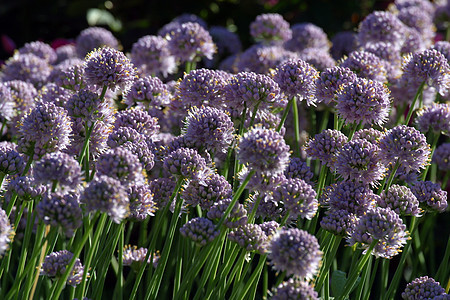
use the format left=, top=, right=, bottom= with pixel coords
left=248, top=193, right=283, bottom=220
left=127, top=183, right=156, bottom=221
left=176, top=68, right=231, bottom=108
left=182, top=106, right=234, bottom=154
left=180, top=217, right=219, bottom=247
left=182, top=173, right=232, bottom=210
left=41, top=250, right=86, bottom=287
left=96, top=147, right=144, bottom=186
left=207, top=198, right=248, bottom=228
left=124, top=76, right=170, bottom=108
left=273, top=178, right=318, bottom=220
left=18, top=41, right=57, bottom=63
left=130, top=35, right=176, bottom=77
left=411, top=180, right=448, bottom=213
left=334, top=138, right=386, bottom=185
left=17, top=101, right=72, bottom=159
left=4, top=80, right=38, bottom=119
left=397, top=6, right=435, bottom=45
left=402, top=276, right=447, bottom=300
left=379, top=184, right=421, bottom=216
left=339, top=50, right=387, bottom=82
left=237, top=126, right=290, bottom=175
left=336, top=77, right=391, bottom=126
left=209, top=26, right=242, bottom=57
left=225, top=71, right=281, bottom=110
left=52, top=59, right=85, bottom=91
left=75, top=26, right=119, bottom=58
left=268, top=228, right=322, bottom=279
left=121, top=141, right=155, bottom=173
left=362, top=41, right=403, bottom=80
left=379, top=125, right=431, bottom=174
left=55, top=44, right=77, bottom=64
left=328, top=181, right=377, bottom=216
left=36, top=192, right=83, bottom=237
left=6, top=175, right=46, bottom=202
left=239, top=167, right=287, bottom=194
left=284, top=157, right=314, bottom=185
left=330, top=31, right=359, bottom=60
left=315, top=66, right=358, bottom=105
left=250, top=13, right=292, bottom=43
left=401, top=27, right=427, bottom=56
left=65, top=89, right=114, bottom=124
left=272, top=59, right=319, bottom=106
left=166, top=22, right=216, bottom=64
left=163, top=147, right=209, bottom=180
left=304, top=129, right=348, bottom=169
left=320, top=209, right=359, bottom=236
left=84, top=47, right=136, bottom=93
left=107, top=127, right=146, bottom=148
left=1, top=53, right=51, bottom=88
left=402, top=49, right=450, bottom=96
left=284, top=22, right=330, bottom=52
left=353, top=128, right=384, bottom=144
left=271, top=278, right=319, bottom=300
left=297, top=48, right=336, bottom=72
left=33, top=151, right=82, bottom=189
left=259, top=220, right=280, bottom=237
left=433, top=41, right=450, bottom=62
left=433, top=143, right=450, bottom=171
left=0, top=84, right=15, bottom=124
left=38, top=82, right=74, bottom=107
left=0, top=208, right=14, bottom=256
left=228, top=223, right=267, bottom=253
left=347, top=207, right=408, bottom=258
left=81, top=175, right=129, bottom=223
left=318, top=183, right=336, bottom=206
left=114, top=107, right=159, bottom=137
left=148, top=177, right=177, bottom=210
left=122, top=245, right=158, bottom=268
left=0, top=144, right=24, bottom=175
left=416, top=103, right=450, bottom=135
left=244, top=108, right=285, bottom=136
left=158, top=14, right=207, bottom=37
left=357, top=11, right=406, bottom=47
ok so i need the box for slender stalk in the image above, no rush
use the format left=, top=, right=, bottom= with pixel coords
left=276, top=96, right=295, bottom=132
left=405, top=82, right=425, bottom=125
left=28, top=225, right=51, bottom=300
left=114, top=223, right=125, bottom=300
left=230, top=254, right=266, bottom=300
left=315, top=235, right=342, bottom=291
left=435, top=236, right=450, bottom=285
left=421, top=132, right=440, bottom=181
left=292, top=96, right=301, bottom=157
left=377, top=161, right=400, bottom=195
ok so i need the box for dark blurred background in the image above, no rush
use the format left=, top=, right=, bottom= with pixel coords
left=0, top=0, right=392, bottom=60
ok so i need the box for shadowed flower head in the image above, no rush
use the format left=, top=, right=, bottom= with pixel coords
left=320, top=209, right=359, bottom=236
left=114, top=107, right=159, bottom=137
left=357, top=11, right=406, bottom=47
left=182, top=173, right=232, bottom=210
left=163, top=147, right=209, bottom=180
left=84, top=47, right=136, bottom=93
left=228, top=224, right=267, bottom=253
left=18, top=41, right=56, bottom=64
left=6, top=175, right=46, bottom=202
left=127, top=183, right=156, bottom=221
left=209, top=26, right=242, bottom=57
left=125, top=76, right=170, bottom=108
left=272, top=59, right=319, bottom=106
left=402, top=276, right=447, bottom=300
left=330, top=31, right=359, bottom=60
left=298, top=48, right=336, bottom=72
left=38, top=82, right=74, bottom=107
left=75, top=26, right=119, bottom=58
left=379, top=184, right=421, bottom=216
left=339, top=50, right=387, bottom=83
left=33, top=151, right=82, bottom=189
left=304, top=129, right=348, bottom=169
left=0, top=143, right=24, bottom=176
left=148, top=177, right=177, bottom=210
left=122, top=245, right=159, bottom=269
left=41, top=250, right=86, bottom=287
left=271, top=278, right=319, bottom=300
left=180, top=217, right=219, bottom=246
left=433, top=41, right=450, bottom=62
left=250, top=13, right=292, bottom=43
left=397, top=6, right=435, bottom=45
left=284, top=157, right=314, bottom=185
left=284, top=22, right=330, bottom=52
left=65, top=89, right=114, bottom=124
left=1, top=53, right=51, bottom=88
left=315, top=66, right=357, bottom=105
left=432, top=143, right=450, bottom=171
left=36, top=192, right=83, bottom=237
left=411, top=180, right=448, bottom=213
left=239, top=167, right=287, bottom=194
left=328, top=181, right=378, bottom=216
left=268, top=227, right=322, bottom=279
left=55, top=44, right=77, bottom=64
left=416, top=103, right=450, bottom=135
left=0, top=208, right=14, bottom=256
left=237, top=125, right=290, bottom=175
left=353, top=128, right=384, bottom=144
left=207, top=198, right=248, bottom=228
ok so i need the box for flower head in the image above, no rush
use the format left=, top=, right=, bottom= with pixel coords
left=304, top=129, right=348, bottom=169
left=114, top=107, right=159, bottom=138
left=180, top=217, right=219, bottom=247
left=122, top=245, right=159, bottom=269
left=328, top=181, right=377, bottom=216
left=298, top=48, right=336, bottom=72
left=65, top=89, right=113, bottom=124
left=0, top=143, right=24, bottom=175
left=76, top=26, right=119, bottom=57
left=207, top=198, right=247, bottom=228
left=236, top=44, right=298, bottom=74
left=41, top=250, right=86, bottom=287
left=228, top=224, right=267, bottom=253
left=182, top=173, right=232, bottom=210
left=284, top=22, right=330, bottom=52
left=18, top=41, right=57, bottom=63
left=125, top=76, right=170, bottom=107
left=33, top=151, right=82, bottom=189
left=0, top=209, right=14, bottom=256
left=353, top=128, right=384, bottom=144
left=38, top=83, right=74, bottom=107
left=149, top=177, right=177, bottom=210
left=163, top=147, right=209, bottom=180
left=127, top=183, right=157, bottom=221
left=339, top=50, right=387, bottom=82
left=379, top=184, right=421, bottom=216
left=250, top=13, right=292, bottom=43
left=411, top=180, right=448, bottom=213
left=284, top=157, right=314, bottom=185
left=271, top=278, right=319, bottom=300
left=320, top=209, right=359, bottom=236
left=1, top=53, right=51, bottom=88
left=357, top=11, right=406, bottom=47
left=330, top=31, right=359, bottom=60
left=315, top=66, right=357, bottom=105
left=416, top=103, right=450, bottom=135
left=402, top=276, right=447, bottom=300
left=432, top=143, right=450, bottom=171
left=6, top=176, right=46, bottom=202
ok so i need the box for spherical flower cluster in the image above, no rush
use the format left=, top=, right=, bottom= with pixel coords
left=259, top=220, right=280, bottom=237
left=353, top=128, right=384, bottom=143
left=122, top=245, right=159, bottom=269
left=297, top=48, right=336, bottom=72
left=114, top=107, right=159, bottom=137
left=127, top=183, right=156, bottom=221
left=65, top=89, right=113, bottom=124
left=272, top=59, right=319, bottom=106
left=315, top=66, right=357, bottom=105
left=166, top=22, right=216, bottom=63
left=411, top=181, right=448, bottom=213
left=182, top=173, right=232, bottom=209
left=33, top=151, right=82, bottom=189
left=225, top=71, right=281, bottom=110
left=339, top=50, right=387, bottom=83
left=177, top=68, right=231, bottom=108
left=320, top=209, right=359, bottom=236
left=18, top=41, right=57, bottom=63
left=55, top=44, right=77, bottom=64
left=182, top=106, right=234, bottom=154
left=209, top=26, right=242, bottom=57
left=249, top=13, right=292, bottom=43
left=271, top=278, right=319, bottom=300
left=163, top=147, right=209, bottom=180
left=207, top=198, right=248, bottom=228
left=416, top=103, right=450, bottom=135
left=81, top=175, right=129, bottom=223
left=125, top=76, right=170, bottom=107
left=52, top=60, right=85, bottom=91
left=0, top=84, right=15, bottom=123
left=273, top=178, right=318, bottom=220
left=84, top=47, right=136, bottom=93
left=7, top=176, right=46, bottom=202
left=4, top=80, right=38, bottom=119
left=379, top=184, right=421, bottom=216
left=1, top=53, right=51, bottom=88
left=237, top=126, right=290, bottom=175
left=433, top=41, right=450, bottom=62
left=149, top=177, right=177, bottom=210
left=304, top=129, right=348, bottom=169
left=347, top=207, right=408, bottom=258
left=36, top=192, right=83, bottom=237
left=107, top=127, right=146, bottom=148
left=328, top=181, right=377, bottom=216
left=158, top=13, right=207, bottom=36
left=268, top=228, right=322, bottom=279
left=75, top=26, right=119, bottom=58
left=284, top=157, right=314, bottom=185
left=96, top=147, right=144, bottom=186
left=0, top=143, right=24, bottom=175
left=432, top=143, right=450, bottom=171
left=239, top=167, right=287, bottom=194
left=17, top=101, right=72, bottom=159
left=130, top=35, right=176, bottom=77
left=362, top=41, right=402, bottom=80
left=397, top=6, right=435, bottom=45
left=357, top=11, right=406, bottom=47
left=38, top=83, right=74, bottom=107
left=334, top=138, right=386, bottom=185
left=402, top=276, right=447, bottom=300
left=284, top=22, right=330, bottom=52
left=402, top=49, right=450, bottom=96
left=0, top=209, right=14, bottom=256
left=41, top=250, right=86, bottom=287
left=330, top=31, right=359, bottom=60
left=180, top=217, right=219, bottom=246
left=249, top=193, right=283, bottom=220
left=379, top=125, right=431, bottom=174
left=228, top=224, right=267, bottom=253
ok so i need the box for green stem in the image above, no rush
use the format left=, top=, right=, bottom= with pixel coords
left=315, top=235, right=342, bottom=291
left=292, top=96, right=301, bottom=157
left=276, top=96, right=294, bottom=132
left=405, top=81, right=425, bottom=125
left=248, top=100, right=262, bottom=129
left=421, top=132, right=440, bottom=181
left=435, top=236, right=450, bottom=285
left=114, top=223, right=125, bottom=300
left=230, top=254, right=266, bottom=300
left=377, top=161, right=400, bottom=195
left=379, top=259, right=389, bottom=299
